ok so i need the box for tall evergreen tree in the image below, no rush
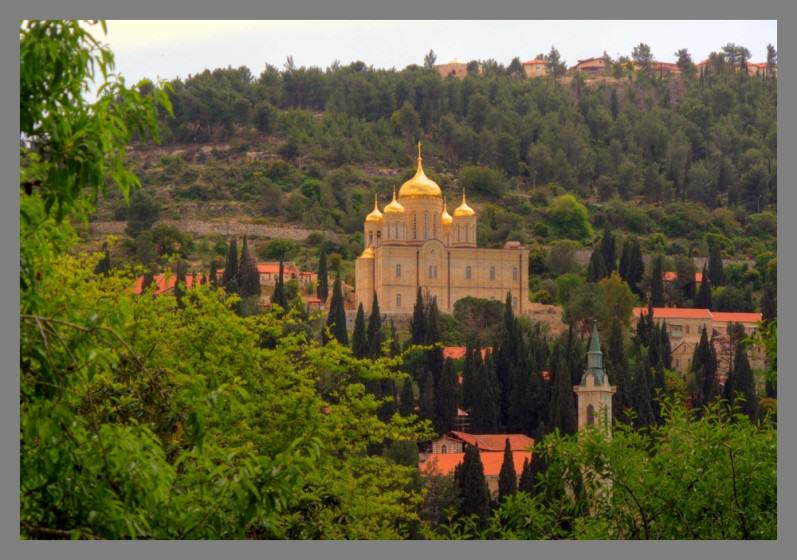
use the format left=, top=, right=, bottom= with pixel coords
left=498, top=438, right=517, bottom=502
left=209, top=261, right=219, bottom=289
left=173, top=261, right=187, bottom=308
left=470, top=353, right=498, bottom=433
left=587, top=248, right=609, bottom=283
left=237, top=235, right=262, bottom=299
left=324, top=275, right=348, bottom=346
left=454, top=445, right=491, bottom=523
left=635, top=303, right=655, bottom=347
left=761, top=277, right=777, bottom=324
left=695, top=265, right=712, bottom=309
left=418, top=370, right=436, bottom=425
left=600, top=224, right=616, bottom=274
left=399, top=379, right=415, bottom=417
left=272, top=260, right=287, bottom=309
left=724, top=340, right=758, bottom=418
left=692, top=326, right=719, bottom=408
left=630, top=344, right=655, bottom=428
left=518, top=447, right=548, bottom=498
left=606, top=317, right=629, bottom=422
left=222, top=238, right=239, bottom=293
left=93, top=242, right=111, bottom=276
left=708, top=243, right=724, bottom=286
left=409, top=287, right=427, bottom=346
left=351, top=303, right=368, bottom=358
left=434, top=358, right=460, bottom=434
left=317, top=246, right=329, bottom=303
left=366, top=291, right=384, bottom=358
left=461, top=341, right=480, bottom=413
left=549, top=343, right=578, bottom=435
left=389, top=319, right=401, bottom=358
left=659, top=321, right=673, bottom=370
left=619, top=238, right=645, bottom=298
left=651, top=254, right=665, bottom=306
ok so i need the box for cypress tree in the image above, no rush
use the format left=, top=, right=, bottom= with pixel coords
left=93, top=242, right=111, bottom=276
left=652, top=358, right=667, bottom=424
left=498, top=438, right=518, bottom=502
left=606, top=317, right=629, bottom=422
left=619, top=238, right=644, bottom=298
left=708, top=243, right=724, bottom=286
left=692, top=326, right=719, bottom=408
left=434, top=358, right=459, bottom=434
left=471, top=354, right=498, bottom=433
left=389, top=319, right=401, bottom=358
left=631, top=344, right=655, bottom=428
left=366, top=291, right=384, bottom=358
left=237, top=235, right=261, bottom=299
left=209, top=261, right=219, bottom=289
left=222, top=238, right=239, bottom=293
left=409, top=287, right=427, bottom=346
left=695, top=265, right=712, bottom=309
left=174, top=261, right=187, bottom=308
left=549, top=343, right=578, bottom=435
left=519, top=447, right=548, bottom=498
left=454, top=445, right=491, bottom=522
left=587, top=247, right=609, bottom=283
left=141, top=270, right=154, bottom=292
left=659, top=321, right=673, bottom=370
left=272, top=260, right=287, bottom=309
left=317, top=246, right=329, bottom=303
left=461, top=341, right=479, bottom=412
left=425, top=297, right=444, bottom=386
left=635, top=303, right=654, bottom=347
left=725, top=340, right=758, bottom=418
left=351, top=303, right=368, bottom=358
left=761, top=277, right=776, bottom=323
left=518, top=457, right=534, bottom=495
left=419, top=370, right=436, bottom=425
left=651, top=254, right=665, bottom=306
left=399, top=378, right=415, bottom=417
left=324, top=275, right=348, bottom=346
left=600, top=224, right=616, bottom=274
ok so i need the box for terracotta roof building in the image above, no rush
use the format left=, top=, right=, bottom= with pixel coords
left=522, top=59, right=549, bottom=78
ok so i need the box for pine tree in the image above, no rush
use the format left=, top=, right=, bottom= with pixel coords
left=222, top=238, right=239, bottom=293
left=454, top=445, right=490, bottom=522
left=324, top=275, right=348, bottom=346
left=600, top=224, right=616, bottom=274
left=366, top=291, right=384, bottom=358
left=317, top=246, right=329, bottom=303
left=434, top=358, right=459, bottom=434
left=708, top=243, right=724, bottom=286
left=237, top=235, right=261, bottom=299
left=587, top=248, right=609, bottom=283
left=549, top=343, right=578, bottom=435
left=351, top=303, right=368, bottom=358
left=399, top=379, right=415, bottom=417
left=651, top=254, right=665, bottom=306
left=498, top=438, right=517, bottom=502
left=272, top=260, right=287, bottom=310
left=409, top=287, right=427, bottom=346
left=695, top=265, right=712, bottom=309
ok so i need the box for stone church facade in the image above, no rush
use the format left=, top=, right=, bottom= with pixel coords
left=355, top=144, right=529, bottom=315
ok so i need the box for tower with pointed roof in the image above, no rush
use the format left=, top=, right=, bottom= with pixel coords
left=354, top=142, right=528, bottom=315
left=573, top=322, right=616, bottom=435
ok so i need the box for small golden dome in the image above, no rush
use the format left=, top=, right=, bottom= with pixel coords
left=384, top=187, right=405, bottom=215
left=398, top=142, right=443, bottom=200
left=360, top=246, right=375, bottom=259
left=365, top=194, right=384, bottom=223
left=453, top=189, right=476, bottom=217
left=441, top=198, right=453, bottom=225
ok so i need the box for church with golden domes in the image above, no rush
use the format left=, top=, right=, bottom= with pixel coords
left=355, top=143, right=529, bottom=315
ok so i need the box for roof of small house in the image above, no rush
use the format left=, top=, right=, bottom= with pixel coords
left=447, top=431, right=534, bottom=452
left=133, top=273, right=197, bottom=295
left=710, top=312, right=763, bottom=324
left=633, top=307, right=713, bottom=320
left=420, top=450, right=533, bottom=477
left=442, top=346, right=492, bottom=360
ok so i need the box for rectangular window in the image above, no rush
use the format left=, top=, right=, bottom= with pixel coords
left=489, top=266, right=496, bottom=281
left=670, top=325, right=683, bottom=338
left=685, top=325, right=690, bottom=334
left=396, top=293, right=401, bottom=308
left=512, top=296, right=518, bottom=310
left=465, top=266, right=472, bottom=280
left=396, top=264, right=401, bottom=279
left=513, top=267, right=518, bottom=281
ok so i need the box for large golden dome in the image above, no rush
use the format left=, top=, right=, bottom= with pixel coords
left=453, top=190, right=476, bottom=217
left=398, top=142, right=443, bottom=200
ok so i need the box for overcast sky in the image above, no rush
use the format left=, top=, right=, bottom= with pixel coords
left=99, top=20, right=777, bottom=84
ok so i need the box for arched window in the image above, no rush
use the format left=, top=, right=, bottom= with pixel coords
left=465, top=266, right=472, bottom=280
left=395, top=264, right=401, bottom=279
left=396, top=293, right=402, bottom=308
left=489, top=266, right=496, bottom=281
left=587, top=404, right=595, bottom=426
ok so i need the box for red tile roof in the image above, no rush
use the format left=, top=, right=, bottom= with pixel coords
left=420, top=450, right=533, bottom=477
left=448, top=431, right=534, bottom=452
left=710, top=312, right=763, bottom=324
left=523, top=59, right=547, bottom=65
left=443, top=346, right=492, bottom=360
left=662, top=271, right=703, bottom=283
left=634, top=307, right=713, bottom=320
left=133, top=274, right=197, bottom=295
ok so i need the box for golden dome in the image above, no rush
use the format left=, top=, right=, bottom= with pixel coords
left=384, top=187, right=405, bottom=215
left=360, top=246, right=375, bottom=259
left=398, top=142, right=443, bottom=200
left=453, top=189, right=476, bottom=217
left=441, top=198, right=453, bottom=225
left=365, top=194, right=384, bottom=223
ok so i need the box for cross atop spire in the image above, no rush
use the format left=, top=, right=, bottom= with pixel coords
left=417, top=141, right=422, bottom=161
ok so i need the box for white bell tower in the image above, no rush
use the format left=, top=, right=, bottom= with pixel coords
left=573, top=322, right=616, bottom=435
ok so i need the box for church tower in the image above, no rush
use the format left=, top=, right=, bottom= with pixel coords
left=573, top=322, right=616, bottom=435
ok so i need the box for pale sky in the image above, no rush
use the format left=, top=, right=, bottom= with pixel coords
left=97, top=20, right=777, bottom=84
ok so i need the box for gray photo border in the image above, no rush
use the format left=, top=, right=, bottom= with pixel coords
left=2, top=1, right=793, bottom=560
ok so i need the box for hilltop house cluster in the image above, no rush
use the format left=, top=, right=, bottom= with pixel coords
left=435, top=56, right=776, bottom=80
